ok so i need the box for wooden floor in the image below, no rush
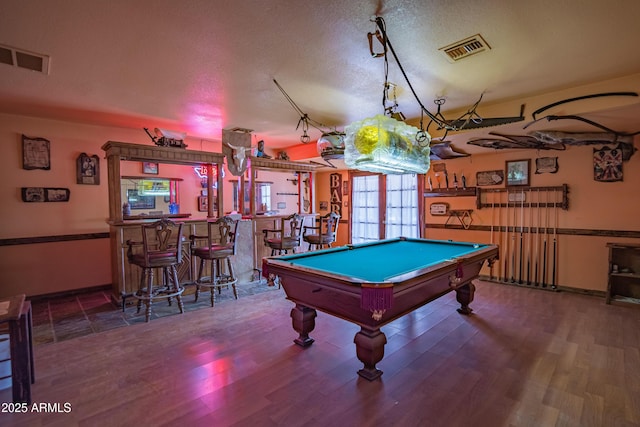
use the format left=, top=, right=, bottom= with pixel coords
left=1, top=281, right=639, bottom=427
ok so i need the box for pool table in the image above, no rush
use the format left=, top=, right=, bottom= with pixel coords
left=262, top=237, right=499, bottom=380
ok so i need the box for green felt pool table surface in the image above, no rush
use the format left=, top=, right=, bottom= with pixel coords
left=275, top=237, right=488, bottom=283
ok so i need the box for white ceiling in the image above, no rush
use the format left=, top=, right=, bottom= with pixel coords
left=1, top=0, right=640, bottom=160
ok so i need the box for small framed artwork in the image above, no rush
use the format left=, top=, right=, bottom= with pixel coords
left=198, top=196, right=208, bottom=212
left=21, top=187, right=70, bottom=202
left=505, top=159, right=530, bottom=186
left=76, top=153, right=100, bottom=185
left=593, top=146, right=622, bottom=182
left=142, top=162, right=159, bottom=174
left=535, top=157, right=558, bottom=174
left=319, top=201, right=329, bottom=211
left=476, top=170, right=504, bottom=186
left=430, top=202, right=449, bottom=216
left=22, top=134, right=51, bottom=170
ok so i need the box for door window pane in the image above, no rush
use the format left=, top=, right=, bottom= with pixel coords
left=385, top=174, right=418, bottom=239
left=352, top=175, right=379, bottom=244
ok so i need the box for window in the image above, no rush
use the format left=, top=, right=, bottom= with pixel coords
left=351, top=175, right=380, bottom=244
left=351, top=173, right=420, bottom=244
left=385, top=174, right=419, bottom=238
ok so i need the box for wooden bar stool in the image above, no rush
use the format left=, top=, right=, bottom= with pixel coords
left=190, top=216, right=239, bottom=306
left=127, top=219, right=185, bottom=322
left=0, top=294, right=34, bottom=404
left=262, top=213, right=304, bottom=256
left=303, top=212, right=340, bottom=250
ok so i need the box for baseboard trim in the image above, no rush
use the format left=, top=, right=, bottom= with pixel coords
left=478, top=275, right=606, bottom=298
left=28, top=284, right=112, bottom=301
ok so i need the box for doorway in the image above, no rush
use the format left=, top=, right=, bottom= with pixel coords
left=349, top=172, right=423, bottom=244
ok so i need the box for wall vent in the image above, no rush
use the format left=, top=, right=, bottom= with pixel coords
left=0, top=44, right=50, bottom=74
left=439, top=34, right=490, bottom=62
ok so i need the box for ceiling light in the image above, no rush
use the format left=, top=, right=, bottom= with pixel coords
left=344, top=115, right=430, bottom=174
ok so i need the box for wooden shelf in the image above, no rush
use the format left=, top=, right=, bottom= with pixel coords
left=606, top=242, right=640, bottom=304
left=424, top=187, right=477, bottom=198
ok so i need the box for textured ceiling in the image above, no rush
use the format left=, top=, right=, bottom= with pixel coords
left=1, top=0, right=640, bottom=159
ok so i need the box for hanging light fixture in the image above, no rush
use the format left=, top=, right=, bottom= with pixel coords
left=345, top=114, right=430, bottom=174
left=344, top=17, right=431, bottom=175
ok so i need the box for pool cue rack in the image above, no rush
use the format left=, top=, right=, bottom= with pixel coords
left=475, top=184, right=569, bottom=210
left=475, top=184, right=569, bottom=290
left=423, top=187, right=477, bottom=198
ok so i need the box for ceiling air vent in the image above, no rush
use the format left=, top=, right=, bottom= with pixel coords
left=0, top=44, right=50, bottom=74
left=440, top=34, right=490, bottom=62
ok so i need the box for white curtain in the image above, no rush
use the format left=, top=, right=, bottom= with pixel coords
left=351, top=174, right=418, bottom=244
left=385, top=174, right=418, bottom=239
left=351, top=175, right=379, bottom=244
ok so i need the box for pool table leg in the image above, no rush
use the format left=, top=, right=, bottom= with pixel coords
left=290, top=304, right=317, bottom=347
left=454, top=281, right=476, bottom=315
left=354, top=328, right=387, bottom=381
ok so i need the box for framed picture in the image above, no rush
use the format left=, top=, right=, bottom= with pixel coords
left=142, top=162, right=159, bottom=174
left=505, top=159, right=530, bottom=186
left=22, top=134, right=51, bottom=170
left=21, top=187, right=70, bottom=202
left=476, top=170, right=504, bottom=186
left=430, top=202, right=449, bottom=216
left=76, top=153, right=100, bottom=185
left=535, top=157, right=558, bottom=174
left=198, top=196, right=208, bottom=212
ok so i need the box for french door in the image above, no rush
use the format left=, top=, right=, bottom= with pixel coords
left=349, top=172, right=423, bottom=244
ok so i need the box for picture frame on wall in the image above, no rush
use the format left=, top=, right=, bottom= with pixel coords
left=198, top=195, right=208, bottom=212
left=22, top=134, right=51, bottom=170
left=142, top=162, right=159, bottom=174
left=476, top=170, right=504, bottom=186
left=505, top=159, right=530, bottom=186
left=76, top=153, right=100, bottom=185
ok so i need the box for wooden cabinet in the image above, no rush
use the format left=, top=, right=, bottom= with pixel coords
left=606, top=243, right=640, bottom=304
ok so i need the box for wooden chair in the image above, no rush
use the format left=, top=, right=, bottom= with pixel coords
left=190, top=216, right=239, bottom=306
left=127, top=219, right=185, bottom=322
left=303, top=212, right=340, bottom=250
left=262, top=213, right=304, bottom=256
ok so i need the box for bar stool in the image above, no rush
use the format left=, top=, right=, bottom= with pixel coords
left=127, top=219, right=185, bottom=322
left=262, top=213, right=304, bottom=256
left=0, top=294, right=34, bottom=404
left=303, top=212, right=340, bottom=250
left=190, top=216, right=239, bottom=306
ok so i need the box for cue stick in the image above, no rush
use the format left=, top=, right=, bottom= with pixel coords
left=527, top=188, right=533, bottom=285
left=511, top=190, right=517, bottom=283
left=490, top=191, right=495, bottom=280
left=542, top=189, right=549, bottom=287
left=501, top=190, right=507, bottom=281
left=504, top=189, right=511, bottom=282
left=534, top=188, right=540, bottom=286
left=518, top=190, right=524, bottom=284
left=551, top=190, right=558, bottom=290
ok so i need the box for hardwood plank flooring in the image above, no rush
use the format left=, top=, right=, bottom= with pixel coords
left=1, top=281, right=639, bottom=426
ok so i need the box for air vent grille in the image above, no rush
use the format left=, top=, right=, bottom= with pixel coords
left=440, top=34, right=490, bottom=62
left=0, top=44, right=50, bottom=74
